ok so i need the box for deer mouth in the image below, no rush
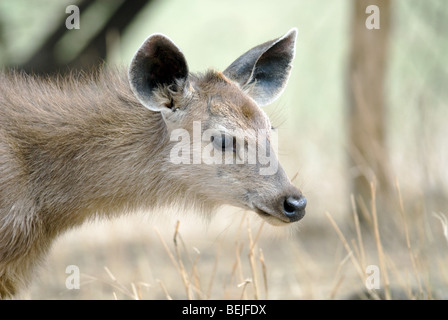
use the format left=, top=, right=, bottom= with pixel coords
left=253, top=206, right=291, bottom=226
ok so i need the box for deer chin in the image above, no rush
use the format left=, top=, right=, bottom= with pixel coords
left=252, top=206, right=291, bottom=226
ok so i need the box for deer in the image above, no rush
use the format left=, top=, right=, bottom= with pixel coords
left=0, top=28, right=306, bottom=298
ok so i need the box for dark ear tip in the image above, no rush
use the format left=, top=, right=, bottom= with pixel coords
left=136, top=33, right=184, bottom=58
left=149, top=33, right=179, bottom=46
left=282, top=28, right=298, bottom=45
left=287, top=27, right=298, bottom=37
left=275, top=28, right=297, bottom=61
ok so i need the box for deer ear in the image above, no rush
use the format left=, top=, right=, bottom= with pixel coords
left=128, top=34, right=189, bottom=112
left=223, top=28, right=297, bottom=107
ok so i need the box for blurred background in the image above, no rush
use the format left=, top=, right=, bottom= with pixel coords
left=0, top=0, right=447, bottom=299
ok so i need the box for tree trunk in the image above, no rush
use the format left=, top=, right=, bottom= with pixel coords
left=348, top=0, right=392, bottom=221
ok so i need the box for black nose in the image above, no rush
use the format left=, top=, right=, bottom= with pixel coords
left=282, top=196, right=307, bottom=222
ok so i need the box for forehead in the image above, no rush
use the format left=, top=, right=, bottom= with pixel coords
left=193, top=71, right=270, bottom=130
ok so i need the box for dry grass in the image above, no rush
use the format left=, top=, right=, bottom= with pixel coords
left=326, top=181, right=447, bottom=300
left=22, top=176, right=448, bottom=300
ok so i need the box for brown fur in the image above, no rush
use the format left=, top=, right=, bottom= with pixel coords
left=0, top=30, right=304, bottom=298
left=0, top=69, right=172, bottom=297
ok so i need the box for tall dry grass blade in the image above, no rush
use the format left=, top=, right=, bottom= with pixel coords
left=330, top=251, right=352, bottom=299
left=383, top=254, right=414, bottom=299
left=259, top=248, right=268, bottom=300
left=330, top=276, right=345, bottom=300
left=250, top=221, right=265, bottom=252
left=154, top=227, right=179, bottom=271
left=433, top=212, right=448, bottom=245
left=227, top=211, right=245, bottom=285
left=237, top=279, right=252, bottom=300
left=83, top=267, right=134, bottom=300
left=370, top=182, right=390, bottom=299
left=228, top=213, right=248, bottom=299
left=131, top=282, right=141, bottom=300
left=236, top=211, right=248, bottom=236
left=325, top=211, right=365, bottom=282
left=350, top=238, right=362, bottom=270
left=104, top=266, right=117, bottom=282
left=206, top=250, right=220, bottom=299
left=291, top=171, right=299, bottom=183
left=395, top=179, right=411, bottom=248
left=190, top=247, right=203, bottom=299
left=101, top=266, right=135, bottom=298
left=235, top=242, right=245, bottom=285
left=228, top=241, right=246, bottom=299
left=173, top=222, right=204, bottom=299
left=173, top=220, right=193, bottom=299
left=154, top=226, right=192, bottom=299
left=247, top=219, right=259, bottom=300
left=326, top=211, right=383, bottom=299
left=395, top=178, right=423, bottom=296
left=136, top=281, right=152, bottom=292
left=156, top=279, right=172, bottom=300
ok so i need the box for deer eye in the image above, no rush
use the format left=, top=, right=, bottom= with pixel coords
left=211, top=133, right=235, bottom=152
